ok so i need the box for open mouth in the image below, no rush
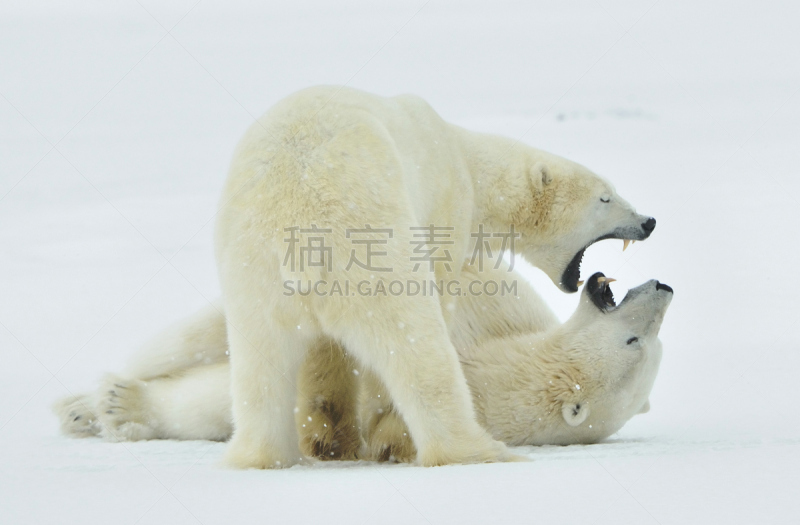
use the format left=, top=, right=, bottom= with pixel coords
left=587, top=274, right=674, bottom=313
left=561, top=234, right=639, bottom=293
left=586, top=272, right=617, bottom=311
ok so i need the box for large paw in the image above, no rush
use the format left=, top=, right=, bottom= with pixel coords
left=95, top=375, right=158, bottom=441
left=365, top=409, right=416, bottom=463
left=53, top=394, right=101, bottom=438
left=418, top=433, right=521, bottom=466
left=298, top=397, right=361, bottom=461
left=225, top=434, right=309, bottom=469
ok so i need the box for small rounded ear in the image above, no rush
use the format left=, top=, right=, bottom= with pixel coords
left=562, top=402, right=589, bottom=427
left=529, top=161, right=551, bottom=189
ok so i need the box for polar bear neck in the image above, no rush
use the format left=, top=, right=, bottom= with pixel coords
left=455, top=127, right=550, bottom=238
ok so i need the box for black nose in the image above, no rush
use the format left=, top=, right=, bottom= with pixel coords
left=656, top=281, right=673, bottom=293
left=641, top=217, right=656, bottom=234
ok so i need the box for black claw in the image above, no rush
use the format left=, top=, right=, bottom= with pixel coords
left=73, top=415, right=82, bottom=421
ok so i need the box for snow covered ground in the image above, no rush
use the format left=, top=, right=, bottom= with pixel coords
left=2, top=1, right=799, bottom=523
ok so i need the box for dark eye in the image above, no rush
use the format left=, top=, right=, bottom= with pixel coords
left=600, top=197, right=610, bottom=203
left=627, top=337, right=639, bottom=345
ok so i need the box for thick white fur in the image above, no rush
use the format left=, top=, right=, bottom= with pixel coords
left=53, top=304, right=233, bottom=442
left=463, top=276, right=670, bottom=447
left=123, top=301, right=229, bottom=380
left=56, top=87, right=656, bottom=468
left=54, top=262, right=552, bottom=447
left=212, top=86, right=654, bottom=468
left=55, top=265, right=671, bottom=461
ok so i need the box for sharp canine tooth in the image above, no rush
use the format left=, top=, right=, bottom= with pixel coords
left=597, top=276, right=617, bottom=284
left=577, top=280, right=584, bottom=286
left=623, top=239, right=631, bottom=251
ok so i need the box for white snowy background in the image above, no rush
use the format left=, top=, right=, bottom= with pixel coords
left=1, top=1, right=799, bottom=523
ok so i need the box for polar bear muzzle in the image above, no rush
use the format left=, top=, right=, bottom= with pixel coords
left=560, top=217, right=657, bottom=293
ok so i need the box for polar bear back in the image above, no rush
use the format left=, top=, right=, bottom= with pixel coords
left=218, top=86, right=482, bottom=278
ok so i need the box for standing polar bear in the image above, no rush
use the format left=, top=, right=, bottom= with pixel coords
left=210, top=86, right=655, bottom=468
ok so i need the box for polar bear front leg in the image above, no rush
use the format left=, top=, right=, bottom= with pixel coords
left=320, top=290, right=511, bottom=467
left=296, top=338, right=361, bottom=460
left=223, top=303, right=319, bottom=469
left=360, top=371, right=415, bottom=462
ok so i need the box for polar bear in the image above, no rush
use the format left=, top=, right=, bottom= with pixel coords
left=207, top=85, right=656, bottom=468
left=55, top=270, right=672, bottom=460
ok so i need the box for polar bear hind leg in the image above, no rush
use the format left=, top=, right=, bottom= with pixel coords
left=53, top=394, right=101, bottom=438
left=70, top=363, right=232, bottom=442
left=124, top=301, right=229, bottom=381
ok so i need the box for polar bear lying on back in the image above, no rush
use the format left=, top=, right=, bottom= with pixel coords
left=56, top=269, right=672, bottom=461
left=58, top=86, right=659, bottom=467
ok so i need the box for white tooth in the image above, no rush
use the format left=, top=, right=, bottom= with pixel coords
left=597, top=276, right=617, bottom=284
left=577, top=280, right=584, bottom=286
left=632, top=240, right=636, bottom=245
left=623, top=239, right=631, bottom=251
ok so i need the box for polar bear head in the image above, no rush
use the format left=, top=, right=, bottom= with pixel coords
left=510, top=152, right=656, bottom=293
left=467, top=272, right=672, bottom=446
left=544, top=272, right=672, bottom=443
